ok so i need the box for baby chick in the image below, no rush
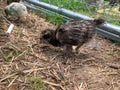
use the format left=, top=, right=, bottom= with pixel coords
left=40, top=18, right=105, bottom=53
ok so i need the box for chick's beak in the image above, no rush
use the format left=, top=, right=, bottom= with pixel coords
left=39, top=36, right=44, bottom=43
left=39, top=36, right=47, bottom=43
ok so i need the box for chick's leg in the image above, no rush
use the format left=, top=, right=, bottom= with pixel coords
left=75, top=43, right=84, bottom=53
left=63, top=45, right=72, bottom=52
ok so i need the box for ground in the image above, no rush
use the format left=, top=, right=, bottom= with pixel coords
left=0, top=1, right=120, bottom=90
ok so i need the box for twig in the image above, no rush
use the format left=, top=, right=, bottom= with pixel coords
left=51, top=69, right=61, bottom=81
left=8, top=43, right=21, bottom=51
left=24, top=67, right=51, bottom=77
left=7, top=75, right=18, bottom=88
left=21, top=86, right=26, bottom=90
left=0, top=73, right=18, bottom=82
left=23, top=67, right=50, bottom=74
left=84, top=82, right=89, bottom=90
left=20, top=61, right=43, bottom=67
left=50, top=54, right=59, bottom=62
left=30, top=52, right=48, bottom=61
left=0, top=82, right=8, bottom=85
left=107, top=63, right=120, bottom=69
left=43, top=80, right=65, bottom=90
left=1, top=15, right=11, bottom=24
left=28, top=45, right=48, bottom=61
left=79, top=82, right=83, bottom=90
left=49, top=85, right=56, bottom=90
left=10, top=49, right=27, bottom=63
left=0, top=47, right=6, bottom=61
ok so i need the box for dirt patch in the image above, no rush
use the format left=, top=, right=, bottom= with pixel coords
left=0, top=1, right=120, bottom=90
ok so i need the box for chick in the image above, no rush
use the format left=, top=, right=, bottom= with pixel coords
left=40, top=18, right=105, bottom=53
left=4, top=2, right=28, bottom=20
left=7, top=0, right=21, bottom=5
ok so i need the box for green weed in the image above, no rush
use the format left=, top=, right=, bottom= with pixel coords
left=3, top=45, right=21, bottom=61
left=4, top=51, right=14, bottom=61
left=30, top=77, right=47, bottom=90
left=35, top=10, right=63, bottom=25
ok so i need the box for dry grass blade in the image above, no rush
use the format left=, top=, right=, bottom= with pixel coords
left=79, top=82, right=84, bottom=90
left=31, top=52, right=48, bottom=61
left=23, top=67, right=50, bottom=74
left=107, top=63, right=120, bottom=69
left=0, top=73, right=18, bottom=82
left=29, top=45, right=48, bottom=61
left=8, top=43, right=21, bottom=51
left=0, top=47, right=6, bottom=60
left=43, top=80, right=65, bottom=90
left=50, top=54, right=60, bottom=62
left=49, top=85, right=56, bottom=90
left=7, top=75, right=18, bottom=88
left=11, top=49, right=27, bottom=63
left=51, top=69, right=61, bottom=81
left=21, top=86, right=26, bottom=90
left=1, top=14, right=11, bottom=24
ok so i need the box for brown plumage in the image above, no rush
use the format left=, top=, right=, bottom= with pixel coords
left=40, top=18, right=105, bottom=52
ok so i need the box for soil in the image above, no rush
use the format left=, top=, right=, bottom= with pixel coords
left=0, top=1, right=120, bottom=90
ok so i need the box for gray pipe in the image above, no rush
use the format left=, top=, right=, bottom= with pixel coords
left=96, top=28, right=120, bottom=41
left=21, top=1, right=70, bottom=22
left=26, top=0, right=92, bottom=20
left=25, top=0, right=120, bottom=37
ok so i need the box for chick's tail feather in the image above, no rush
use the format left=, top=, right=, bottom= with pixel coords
left=93, top=18, right=105, bottom=25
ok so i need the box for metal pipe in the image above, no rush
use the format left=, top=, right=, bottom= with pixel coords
left=20, top=1, right=70, bottom=22
left=96, top=28, right=120, bottom=41
left=26, top=0, right=92, bottom=20
left=98, top=23, right=120, bottom=36
left=25, top=0, right=120, bottom=36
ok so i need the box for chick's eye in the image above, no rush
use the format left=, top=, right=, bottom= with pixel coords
left=43, top=34, right=50, bottom=39
left=58, top=29, right=64, bottom=32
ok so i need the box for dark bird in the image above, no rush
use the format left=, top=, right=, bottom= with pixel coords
left=40, top=18, right=105, bottom=52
